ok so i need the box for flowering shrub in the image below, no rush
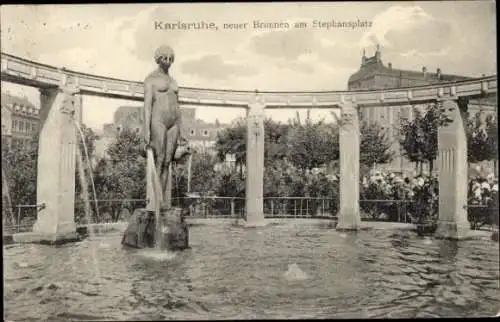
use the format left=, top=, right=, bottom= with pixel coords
left=468, top=174, right=499, bottom=228
left=359, top=169, right=498, bottom=225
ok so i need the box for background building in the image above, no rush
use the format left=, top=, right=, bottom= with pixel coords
left=1, top=93, right=40, bottom=150
left=348, top=46, right=497, bottom=174
left=96, top=106, right=229, bottom=159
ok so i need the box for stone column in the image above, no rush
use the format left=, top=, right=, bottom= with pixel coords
left=245, top=101, right=266, bottom=226
left=434, top=98, right=470, bottom=239
left=28, top=87, right=80, bottom=243
left=336, top=101, right=362, bottom=230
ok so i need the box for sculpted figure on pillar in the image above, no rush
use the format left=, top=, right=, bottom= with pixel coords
left=143, top=45, right=190, bottom=210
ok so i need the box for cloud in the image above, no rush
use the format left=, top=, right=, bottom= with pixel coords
left=360, top=6, right=454, bottom=56
left=249, top=28, right=319, bottom=60
left=181, top=54, right=257, bottom=80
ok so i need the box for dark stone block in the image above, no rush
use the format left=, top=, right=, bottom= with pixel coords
left=121, top=207, right=189, bottom=251
left=416, top=222, right=437, bottom=236
left=492, top=231, right=499, bottom=242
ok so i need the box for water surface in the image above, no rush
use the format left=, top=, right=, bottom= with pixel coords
left=4, top=225, right=500, bottom=320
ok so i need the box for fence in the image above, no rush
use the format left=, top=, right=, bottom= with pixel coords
left=2, top=204, right=39, bottom=234
left=359, top=199, right=415, bottom=223
left=3, top=197, right=498, bottom=233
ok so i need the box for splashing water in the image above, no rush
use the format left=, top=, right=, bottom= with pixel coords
left=76, top=145, right=102, bottom=286
left=146, top=149, right=163, bottom=249
left=74, top=122, right=102, bottom=286
left=74, top=122, right=100, bottom=221
left=136, top=249, right=177, bottom=261
left=1, top=165, right=16, bottom=230
left=284, top=263, right=309, bottom=281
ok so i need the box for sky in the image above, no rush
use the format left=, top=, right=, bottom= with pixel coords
left=1, top=2, right=497, bottom=131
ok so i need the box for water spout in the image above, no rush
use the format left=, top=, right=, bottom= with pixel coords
left=74, top=121, right=100, bottom=221
left=1, top=165, right=16, bottom=229
left=146, top=149, right=163, bottom=249
left=187, top=154, right=193, bottom=193
left=74, top=121, right=102, bottom=286
left=76, top=144, right=102, bottom=285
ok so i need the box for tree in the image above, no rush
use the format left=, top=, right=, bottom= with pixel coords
left=465, top=111, right=499, bottom=177
left=2, top=139, right=38, bottom=222
left=287, top=110, right=339, bottom=171
left=263, top=118, right=289, bottom=166
left=420, top=104, right=444, bottom=174
left=215, top=117, right=246, bottom=177
left=485, top=114, right=498, bottom=174
left=91, top=127, right=146, bottom=221
left=400, top=104, right=451, bottom=175
left=215, top=117, right=292, bottom=174
left=360, top=122, right=394, bottom=167
left=400, top=108, right=425, bottom=173
left=172, top=149, right=219, bottom=197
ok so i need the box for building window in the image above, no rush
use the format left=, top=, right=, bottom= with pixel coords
left=189, top=129, right=195, bottom=136
left=19, top=121, right=24, bottom=132
left=202, top=130, right=209, bottom=137
left=12, top=119, right=17, bottom=130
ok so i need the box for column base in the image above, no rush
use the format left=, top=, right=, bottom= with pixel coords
left=335, top=211, right=362, bottom=231
left=434, top=220, right=473, bottom=240
left=336, top=224, right=372, bottom=232
left=12, top=231, right=82, bottom=245
left=33, top=219, right=77, bottom=236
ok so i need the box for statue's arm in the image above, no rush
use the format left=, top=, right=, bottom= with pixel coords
left=143, top=77, right=153, bottom=143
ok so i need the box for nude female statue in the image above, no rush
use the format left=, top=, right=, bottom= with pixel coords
left=144, top=45, right=189, bottom=210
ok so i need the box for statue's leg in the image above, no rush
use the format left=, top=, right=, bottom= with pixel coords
left=150, top=123, right=166, bottom=174
left=161, top=125, right=180, bottom=207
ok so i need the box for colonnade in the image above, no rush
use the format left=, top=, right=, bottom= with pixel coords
left=243, top=93, right=482, bottom=237
left=1, top=53, right=496, bottom=242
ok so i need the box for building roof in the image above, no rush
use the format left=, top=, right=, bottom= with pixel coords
left=348, top=49, right=471, bottom=88
left=1, top=93, right=39, bottom=117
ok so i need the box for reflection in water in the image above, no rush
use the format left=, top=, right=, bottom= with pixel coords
left=4, top=226, right=500, bottom=320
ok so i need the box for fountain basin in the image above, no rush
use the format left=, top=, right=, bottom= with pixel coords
left=4, top=223, right=499, bottom=320
left=12, top=231, right=82, bottom=245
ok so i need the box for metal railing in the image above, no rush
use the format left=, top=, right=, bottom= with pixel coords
left=3, top=197, right=498, bottom=233
left=263, top=197, right=337, bottom=218
left=360, top=199, right=415, bottom=223
left=2, top=204, right=39, bottom=234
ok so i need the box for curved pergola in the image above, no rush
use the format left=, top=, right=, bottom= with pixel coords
left=1, top=52, right=498, bottom=244
left=1, top=52, right=497, bottom=108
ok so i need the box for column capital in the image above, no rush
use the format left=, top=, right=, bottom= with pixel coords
left=247, top=101, right=266, bottom=118
left=249, top=89, right=266, bottom=106
left=437, top=97, right=469, bottom=116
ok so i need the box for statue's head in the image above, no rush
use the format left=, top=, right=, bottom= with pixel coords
left=154, top=45, right=175, bottom=70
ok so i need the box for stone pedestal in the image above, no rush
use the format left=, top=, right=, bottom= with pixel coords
left=434, top=99, right=471, bottom=240
left=121, top=208, right=189, bottom=250
left=336, top=101, right=362, bottom=231
left=15, top=88, right=81, bottom=245
left=244, top=101, right=267, bottom=226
